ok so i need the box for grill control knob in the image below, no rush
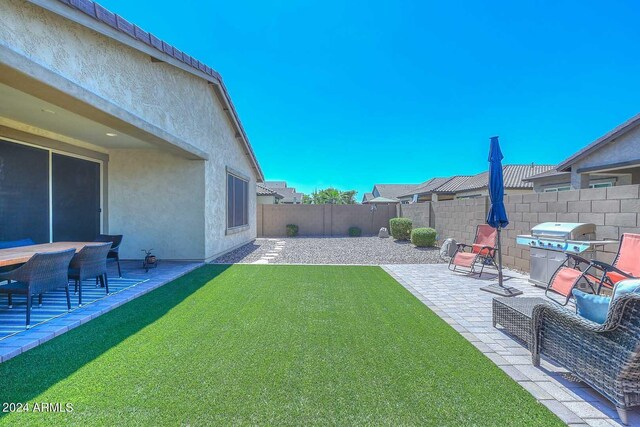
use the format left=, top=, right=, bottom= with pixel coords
left=530, top=241, right=536, bottom=245
left=556, top=244, right=562, bottom=248
left=573, top=246, right=579, bottom=252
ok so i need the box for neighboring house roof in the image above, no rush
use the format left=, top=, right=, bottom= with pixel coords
left=402, top=164, right=555, bottom=197
left=271, top=187, right=303, bottom=203
left=405, top=178, right=448, bottom=196
left=522, top=169, right=571, bottom=182
left=263, top=181, right=288, bottom=188
left=262, top=181, right=304, bottom=202
left=373, top=184, right=419, bottom=199
left=400, top=176, right=468, bottom=197
left=556, top=113, right=640, bottom=171
left=456, top=164, right=555, bottom=191
left=368, top=196, right=399, bottom=204
left=49, top=0, right=263, bottom=181
left=257, top=184, right=283, bottom=199
left=434, top=175, right=473, bottom=193
left=362, top=192, right=374, bottom=203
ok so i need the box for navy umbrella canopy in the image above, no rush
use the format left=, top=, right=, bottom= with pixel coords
left=487, top=136, right=509, bottom=229
left=481, top=136, right=522, bottom=296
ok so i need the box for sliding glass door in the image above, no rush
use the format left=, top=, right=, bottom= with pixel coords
left=0, top=138, right=102, bottom=243
left=52, top=153, right=101, bottom=242
left=0, top=139, right=50, bottom=243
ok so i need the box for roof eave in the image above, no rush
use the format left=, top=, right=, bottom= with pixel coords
left=32, top=0, right=264, bottom=181
left=556, top=113, right=640, bottom=172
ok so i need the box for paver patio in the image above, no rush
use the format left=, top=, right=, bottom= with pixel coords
left=383, top=263, right=640, bottom=426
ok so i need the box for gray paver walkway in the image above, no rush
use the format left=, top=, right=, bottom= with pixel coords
left=383, top=264, right=639, bottom=427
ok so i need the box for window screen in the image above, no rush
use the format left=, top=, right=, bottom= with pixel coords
left=0, top=139, right=50, bottom=243
left=227, top=173, right=248, bottom=228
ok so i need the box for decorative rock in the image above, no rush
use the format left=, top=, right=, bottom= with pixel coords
left=378, top=227, right=390, bottom=238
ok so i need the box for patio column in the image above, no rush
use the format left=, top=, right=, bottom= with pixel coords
left=571, top=171, right=589, bottom=190
left=432, top=193, right=439, bottom=202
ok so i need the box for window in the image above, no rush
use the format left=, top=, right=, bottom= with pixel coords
left=227, top=173, right=249, bottom=229
left=589, top=182, right=613, bottom=189
left=543, top=186, right=570, bottom=192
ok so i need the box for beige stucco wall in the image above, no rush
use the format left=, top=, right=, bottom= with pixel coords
left=0, top=0, right=259, bottom=260
left=108, top=150, right=205, bottom=260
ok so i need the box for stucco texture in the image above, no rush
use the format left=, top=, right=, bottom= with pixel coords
left=0, top=0, right=258, bottom=260
left=108, top=150, right=205, bottom=260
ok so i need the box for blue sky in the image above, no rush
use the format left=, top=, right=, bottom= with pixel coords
left=100, top=0, right=640, bottom=199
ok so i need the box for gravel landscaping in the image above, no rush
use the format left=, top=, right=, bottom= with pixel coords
left=212, top=237, right=446, bottom=265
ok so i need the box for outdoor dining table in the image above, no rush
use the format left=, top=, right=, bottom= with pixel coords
left=0, top=242, right=98, bottom=268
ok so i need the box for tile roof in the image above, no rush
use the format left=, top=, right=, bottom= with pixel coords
left=51, top=0, right=263, bottom=180
left=522, top=169, right=571, bottom=182
left=263, top=181, right=288, bottom=188
left=456, top=164, right=555, bottom=191
left=401, top=176, right=469, bottom=197
left=402, top=164, right=555, bottom=196
left=556, top=113, right=640, bottom=171
left=411, top=178, right=451, bottom=194
left=257, top=184, right=283, bottom=198
left=373, top=184, right=419, bottom=199
left=271, top=187, right=304, bottom=203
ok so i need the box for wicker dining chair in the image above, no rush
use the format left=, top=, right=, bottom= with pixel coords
left=0, top=249, right=76, bottom=327
left=94, top=234, right=123, bottom=277
left=0, top=238, right=36, bottom=278
left=68, top=243, right=112, bottom=306
left=532, top=294, right=640, bottom=425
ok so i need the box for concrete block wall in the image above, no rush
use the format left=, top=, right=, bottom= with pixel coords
left=398, top=203, right=432, bottom=228
left=397, top=185, right=640, bottom=273
left=432, top=197, right=488, bottom=246
left=257, top=204, right=396, bottom=237
left=502, top=185, right=640, bottom=271
left=258, top=185, right=640, bottom=270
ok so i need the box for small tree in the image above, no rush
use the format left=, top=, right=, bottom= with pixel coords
left=307, top=187, right=358, bottom=205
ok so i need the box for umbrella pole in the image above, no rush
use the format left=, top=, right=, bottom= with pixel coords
left=497, top=227, right=503, bottom=288
left=480, top=225, right=523, bottom=297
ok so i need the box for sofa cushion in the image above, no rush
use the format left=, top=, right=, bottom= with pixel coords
left=573, top=289, right=610, bottom=324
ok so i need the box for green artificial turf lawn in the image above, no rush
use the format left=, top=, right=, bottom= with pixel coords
left=0, top=265, right=561, bottom=426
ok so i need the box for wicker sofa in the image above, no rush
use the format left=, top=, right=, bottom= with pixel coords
left=531, top=294, right=640, bottom=424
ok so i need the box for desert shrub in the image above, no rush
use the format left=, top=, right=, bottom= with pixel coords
left=286, top=224, right=299, bottom=237
left=348, top=226, right=362, bottom=237
left=411, top=227, right=437, bottom=247
left=389, top=218, right=412, bottom=240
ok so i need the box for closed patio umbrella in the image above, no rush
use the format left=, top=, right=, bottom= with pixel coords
left=481, top=136, right=522, bottom=297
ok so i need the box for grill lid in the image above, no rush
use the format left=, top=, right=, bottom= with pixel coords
left=531, top=222, right=596, bottom=240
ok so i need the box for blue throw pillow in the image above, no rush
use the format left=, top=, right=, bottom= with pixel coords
left=573, top=289, right=610, bottom=324
left=612, top=279, right=640, bottom=303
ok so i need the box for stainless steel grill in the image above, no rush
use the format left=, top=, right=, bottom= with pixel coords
left=516, top=222, right=617, bottom=287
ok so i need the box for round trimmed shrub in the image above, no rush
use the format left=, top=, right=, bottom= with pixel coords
left=389, top=217, right=412, bottom=240
left=286, top=224, right=299, bottom=237
left=411, top=227, right=437, bottom=247
left=348, top=226, right=362, bottom=237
